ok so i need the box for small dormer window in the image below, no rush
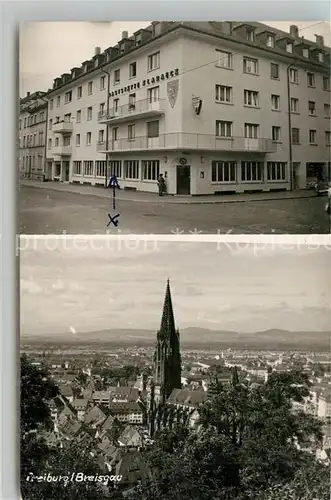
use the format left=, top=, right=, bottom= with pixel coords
left=120, top=45, right=125, bottom=54
left=302, top=48, right=309, bottom=58
left=94, top=58, right=99, bottom=68
left=135, top=35, right=142, bottom=46
left=246, top=28, right=255, bottom=42
left=318, top=52, right=324, bottom=63
left=266, top=35, right=275, bottom=48
left=286, top=43, right=293, bottom=53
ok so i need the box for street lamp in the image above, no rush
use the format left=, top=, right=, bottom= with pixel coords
left=287, top=63, right=294, bottom=191
left=101, top=67, right=111, bottom=187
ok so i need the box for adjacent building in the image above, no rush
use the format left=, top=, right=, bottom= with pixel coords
left=40, top=21, right=331, bottom=195
left=19, top=91, right=48, bottom=180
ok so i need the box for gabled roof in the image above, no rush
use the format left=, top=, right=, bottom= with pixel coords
left=58, top=384, right=73, bottom=397
left=92, top=390, right=110, bottom=400
left=100, top=413, right=115, bottom=431
left=118, top=426, right=143, bottom=447
left=108, top=386, right=140, bottom=402
left=72, top=398, right=89, bottom=409
left=167, top=388, right=207, bottom=406
left=59, top=420, right=82, bottom=438
left=84, top=405, right=108, bottom=425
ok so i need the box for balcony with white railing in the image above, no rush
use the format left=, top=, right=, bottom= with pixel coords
left=52, top=120, right=73, bottom=134
left=52, top=145, right=72, bottom=156
left=99, top=133, right=277, bottom=153
left=98, top=98, right=166, bottom=124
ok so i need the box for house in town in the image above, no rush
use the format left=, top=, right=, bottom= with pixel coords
left=40, top=21, right=330, bottom=193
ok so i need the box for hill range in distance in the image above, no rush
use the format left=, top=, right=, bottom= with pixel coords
left=21, top=328, right=330, bottom=351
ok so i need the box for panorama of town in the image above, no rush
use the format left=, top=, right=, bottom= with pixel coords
left=21, top=280, right=331, bottom=500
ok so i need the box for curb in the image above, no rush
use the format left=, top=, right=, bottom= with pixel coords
left=21, top=183, right=317, bottom=205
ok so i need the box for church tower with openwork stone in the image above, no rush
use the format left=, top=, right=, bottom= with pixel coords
left=148, top=280, right=182, bottom=436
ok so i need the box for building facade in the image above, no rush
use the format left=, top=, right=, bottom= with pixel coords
left=19, top=91, right=48, bottom=180
left=44, top=21, right=331, bottom=194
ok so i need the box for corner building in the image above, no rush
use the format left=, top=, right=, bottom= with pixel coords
left=45, top=21, right=331, bottom=195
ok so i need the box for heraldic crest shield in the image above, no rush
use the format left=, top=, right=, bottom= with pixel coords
left=167, top=79, right=179, bottom=108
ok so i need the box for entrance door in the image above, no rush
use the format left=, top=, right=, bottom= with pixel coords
left=63, top=161, right=70, bottom=182
left=176, top=165, right=191, bottom=195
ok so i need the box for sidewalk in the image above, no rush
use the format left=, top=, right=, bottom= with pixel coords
left=20, top=180, right=317, bottom=205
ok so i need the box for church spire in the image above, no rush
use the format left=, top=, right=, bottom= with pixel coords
left=153, top=280, right=181, bottom=405
left=160, top=279, right=176, bottom=336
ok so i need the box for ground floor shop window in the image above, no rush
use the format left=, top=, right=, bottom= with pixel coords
left=124, top=160, right=139, bottom=179
left=142, top=160, right=160, bottom=180
left=241, top=161, right=263, bottom=182
left=83, top=161, right=94, bottom=176
left=267, top=162, right=287, bottom=181
left=73, top=161, right=82, bottom=175
left=109, top=161, right=122, bottom=178
left=211, top=161, right=236, bottom=182
left=95, top=160, right=106, bottom=177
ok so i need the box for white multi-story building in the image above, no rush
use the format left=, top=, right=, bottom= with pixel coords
left=44, top=21, right=331, bottom=195
left=19, top=91, right=48, bottom=180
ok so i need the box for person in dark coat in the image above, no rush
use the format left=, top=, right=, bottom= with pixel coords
left=157, top=173, right=166, bottom=196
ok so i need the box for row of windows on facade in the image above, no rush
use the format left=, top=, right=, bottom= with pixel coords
left=48, top=47, right=329, bottom=111
left=215, top=121, right=331, bottom=145
left=48, top=120, right=159, bottom=148
left=46, top=121, right=331, bottom=148
left=215, top=85, right=331, bottom=117
left=227, top=27, right=326, bottom=61
left=47, top=80, right=331, bottom=133
left=216, top=52, right=330, bottom=89
left=21, top=155, right=44, bottom=170
left=48, top=86, right=159, bottom=128
left=71, top=159, right=160, bottom=180
left=21, top=131, right=45, bottom=148
left=20, top=111, right=46, bottom=130
left=69, top=159, right=291, bottom=183
left=212, top=161, right=289, bottom=183
left=49, top=52, right=161, bottom=108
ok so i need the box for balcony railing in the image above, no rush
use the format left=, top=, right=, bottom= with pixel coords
left=97, top=133, right=277, bottom=153
left=98, top=98, right=165, bottom=123
left=52, top=145, right=72, bottom=156
left=52, top=120, right=73, bottom=134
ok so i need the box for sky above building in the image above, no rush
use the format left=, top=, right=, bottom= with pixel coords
left=19, top=21, right=331, bottom=96
left=20, top=239, right=330, bottom=337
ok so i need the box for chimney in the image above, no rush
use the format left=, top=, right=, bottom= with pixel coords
left=94, top=46, right=101, bottom=56
left=315, top=34, right=324, bottom=47
left=122, top=31, right=128, bottom=40
left=26, top=92, right=30, bottom=97
left=289, top=24, right=299, bottom=38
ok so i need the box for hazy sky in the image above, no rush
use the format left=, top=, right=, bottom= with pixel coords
left=20, top=21, right=331, bottom=96
left=20, top=240, right=330, bottom=337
